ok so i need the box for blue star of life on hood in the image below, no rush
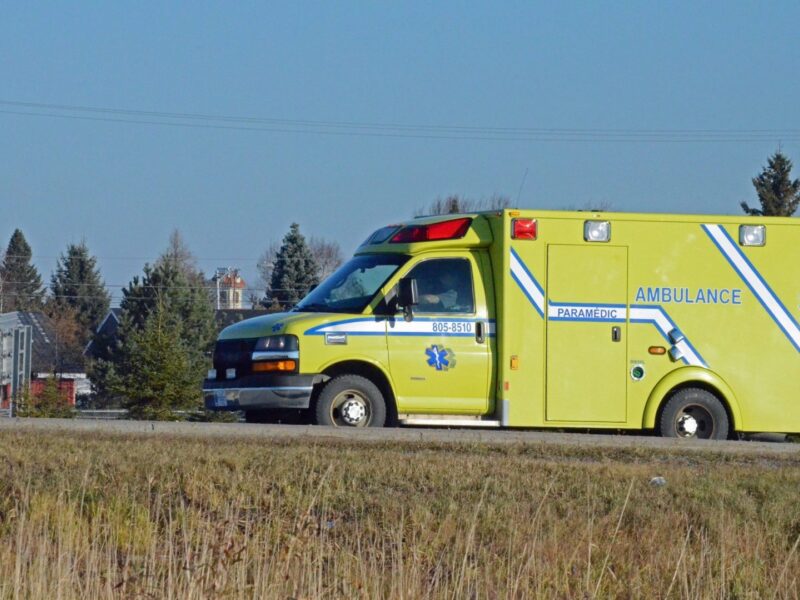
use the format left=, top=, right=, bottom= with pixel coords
left=425, top=345, right=450, bottom=371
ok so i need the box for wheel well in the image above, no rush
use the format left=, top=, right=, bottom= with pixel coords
left=655, top=382, right=737, bottom=439
left=316, top=361, right=398, bottom=424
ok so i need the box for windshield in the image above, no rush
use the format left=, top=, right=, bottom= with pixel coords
left=293, top=254, right=409, bottom=313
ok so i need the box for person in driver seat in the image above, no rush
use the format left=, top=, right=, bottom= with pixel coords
left=418, top=268, right=472, bottom=312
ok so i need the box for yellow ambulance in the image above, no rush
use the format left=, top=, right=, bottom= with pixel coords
left=203, top=210, right=800, bottom=439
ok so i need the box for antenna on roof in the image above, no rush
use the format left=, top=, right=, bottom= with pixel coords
left=516, top=167, right=529, bottom=207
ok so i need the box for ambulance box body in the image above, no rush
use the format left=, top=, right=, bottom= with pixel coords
left=204, top=210, right=800, bottom=438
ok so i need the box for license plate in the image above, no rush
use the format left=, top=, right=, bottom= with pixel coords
left=213, top=390, right=228, bottom=408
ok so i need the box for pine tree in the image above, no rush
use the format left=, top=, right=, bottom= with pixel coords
left=49, top=241, right=110, bottom=342
left=257, top=236, right=341, bottom=305
left=110, top=301, right=200, bottom=420
left=742, top=151, right=800, bottom=217
left=88, top=235, right=216, bottom=411
left=0, top=229, right=45, bottom=312
left=268, top=223, right=320, bottom=309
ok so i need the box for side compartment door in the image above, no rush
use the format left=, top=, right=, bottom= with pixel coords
left=545, top=245, right=628, bottom=422
left=387, top=253, right=493, bottom=414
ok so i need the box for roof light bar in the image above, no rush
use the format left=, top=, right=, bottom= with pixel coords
left=361, top=225, right=401, bottom=246
left=390, top=217, right=472, bottom=243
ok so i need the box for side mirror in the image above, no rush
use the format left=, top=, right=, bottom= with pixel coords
left=397, top=277, right=418, bottom=322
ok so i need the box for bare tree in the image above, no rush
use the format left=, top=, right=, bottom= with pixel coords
left=562, top=200, right=615, bottom=212
left=256, top=241, right=281, bottom=297
left=157, top=229, right=201, bottom=281
left=415, top=194, right=512, bottom=216
left=308, top=237, right=343, bottom=280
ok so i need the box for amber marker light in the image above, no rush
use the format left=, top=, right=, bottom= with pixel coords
left=648, top=346, right=667, bottom=355
left=253, top=360, right=297, bottom=373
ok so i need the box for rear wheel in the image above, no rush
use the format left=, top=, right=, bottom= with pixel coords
left=659, top=388, right=730, bottom=440
left=314, top=375, right=386, bottom=427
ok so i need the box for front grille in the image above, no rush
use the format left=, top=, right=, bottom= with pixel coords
left=213, top=338, right=259, bottom=379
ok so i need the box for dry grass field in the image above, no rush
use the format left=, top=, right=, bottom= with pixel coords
left=0, top=430, right=798, bottom=599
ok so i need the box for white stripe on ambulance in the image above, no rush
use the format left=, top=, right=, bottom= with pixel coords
left=703, top=223, right=800, bottom=352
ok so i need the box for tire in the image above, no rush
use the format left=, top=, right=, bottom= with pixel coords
left=314, top=375, right=387, bottom=428
left=658, top=388, right=730, bottom=440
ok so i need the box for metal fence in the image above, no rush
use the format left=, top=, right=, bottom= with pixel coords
left=75, top=409, right=129, bottom=420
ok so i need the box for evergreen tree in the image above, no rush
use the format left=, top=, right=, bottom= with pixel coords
left=119, top=260, right=216, bottom=355
left=110, top=301, right=200, bottom=420
left=742, top=151, right=800, bottom=217
left=268, top=223, right=320, bottom=309
left=88, top=235, right=216, bottom=412
left=257, top=236, right=342, bottom=306
left=49, top=241, right=110, bottom=342
left=0, top=229, right=45, bottom=312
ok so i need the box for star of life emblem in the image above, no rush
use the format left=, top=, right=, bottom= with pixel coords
left=425, top=345, right=450, bottom=371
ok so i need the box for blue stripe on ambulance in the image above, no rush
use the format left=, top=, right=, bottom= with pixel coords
left=703, top=223, right=800, bottom=352
left=509, top=250, right=708, bottom=368
left=305, top=317, right=497, bottom=337
left=629, top=305, right=707, bottom=368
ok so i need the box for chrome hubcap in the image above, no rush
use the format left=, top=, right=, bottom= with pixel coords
left=674, top=404, right=714, bottom=439
left=677, top=414, right=698, bottom=436
left=332, top=391, right=370, bottom=427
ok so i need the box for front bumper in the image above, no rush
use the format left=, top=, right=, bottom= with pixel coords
left=203, top=374, right=316, bottom=411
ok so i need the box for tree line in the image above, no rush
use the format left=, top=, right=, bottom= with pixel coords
left=0, top=223, right=340, bottom=417
left=1, top=150, right=799, bottom=418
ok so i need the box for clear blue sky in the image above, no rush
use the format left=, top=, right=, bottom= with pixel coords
left=2, top=2, right=799, bottom=304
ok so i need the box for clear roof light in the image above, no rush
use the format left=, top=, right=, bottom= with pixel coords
left=739, top=225, right=766, bottom=247
left=584, top=220, right=610, bottom=243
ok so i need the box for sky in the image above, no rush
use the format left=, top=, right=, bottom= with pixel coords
left=2, top=2, right=800, bottom=305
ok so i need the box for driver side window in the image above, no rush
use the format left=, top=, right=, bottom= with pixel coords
left=407, top=258, right=474, bottom=314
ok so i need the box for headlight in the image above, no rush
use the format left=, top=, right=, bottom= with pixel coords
left=253, top=335, right=299, bottom=352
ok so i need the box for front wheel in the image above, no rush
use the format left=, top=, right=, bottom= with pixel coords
left=314, top=375, right=386, bottom=427
left=659, top=388, right=730, bottom=440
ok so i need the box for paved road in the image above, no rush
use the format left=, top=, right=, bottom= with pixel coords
left=1, top=418, right=798, bottom=456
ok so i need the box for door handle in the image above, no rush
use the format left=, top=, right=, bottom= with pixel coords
left=476, top=321, right=486, bottom=344
left=611, top=326, right=621, bottom=342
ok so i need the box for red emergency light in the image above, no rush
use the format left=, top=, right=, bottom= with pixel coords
left=512, top=218, right=537, bottom=240
left=390, top=217, right=472, bottom=243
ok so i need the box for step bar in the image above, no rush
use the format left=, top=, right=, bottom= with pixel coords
left=399, top=415, right=501, bottom=428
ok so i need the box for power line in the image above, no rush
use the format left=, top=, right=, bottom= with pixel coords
left=2, top=99, right=799, bottom=143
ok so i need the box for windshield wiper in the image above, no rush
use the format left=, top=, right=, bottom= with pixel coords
left=292, top=303, right=330, bottom=313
